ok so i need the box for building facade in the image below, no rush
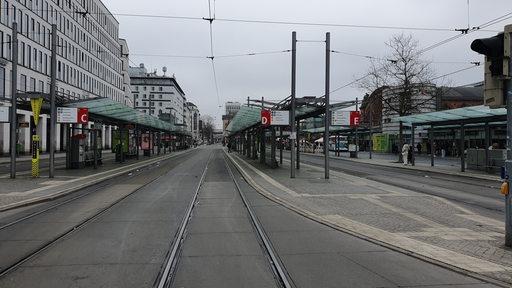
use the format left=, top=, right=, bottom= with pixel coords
left=185, top=102, right=200, bottom=143
left=0, top=0, right=124, bottom=154
left=130, top=64, right=186, bottom=125
left=222, top=101, right=241, bottom=134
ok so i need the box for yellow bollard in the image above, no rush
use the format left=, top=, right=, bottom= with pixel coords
left=32, top=134, right=39, bottom=177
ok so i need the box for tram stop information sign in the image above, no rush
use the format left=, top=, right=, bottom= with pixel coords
left=261, top=110, right=290, bottom=126
left=57, top=107, right=89, bottom=123
left=331, top=110, right=360, bottom=126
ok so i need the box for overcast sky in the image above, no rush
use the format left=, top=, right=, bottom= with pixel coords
left=101, top=0, right=511, bottom=128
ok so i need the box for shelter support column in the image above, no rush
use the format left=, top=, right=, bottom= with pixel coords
left=296, top=119, right=300, bottom=170
left=271, top=127, right=277, bottom=168
left=429, top=125, right=434, bottom=167
left=411, top=125, right=415, bottom=166
left=460, top=122, right=465, bottom=172
left=279, top=127, right=283, bottom=165
left=260, top=127, right=265, bottom=164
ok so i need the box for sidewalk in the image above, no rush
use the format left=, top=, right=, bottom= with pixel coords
left=0, top=151, right=176, bottom=211
left=227, top=151, right=512, bottom=286
left=0, top=148, right=510, bottom=285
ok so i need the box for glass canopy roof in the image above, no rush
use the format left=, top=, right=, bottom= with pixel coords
left=65, top=98, right=192, bottom=135
left=226, top=105, right=329, bottom=135
left=398, top=105, right=506, bottom=126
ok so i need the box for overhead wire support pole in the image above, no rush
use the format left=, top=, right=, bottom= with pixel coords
left=10, top=22, right=18, bottom=179
left=324, top=32, right=330, bottom=179
left=49, top=24, right=57, bottom=178
left=505, top=24, right=512, bottom=247
left=290, top=31, right=296, bottom=179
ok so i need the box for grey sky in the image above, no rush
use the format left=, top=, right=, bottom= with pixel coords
left=101, top=0, right=511, bottom=128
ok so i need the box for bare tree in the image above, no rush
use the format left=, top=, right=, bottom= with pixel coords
left=201, top=115, right=216, bottom=144
left=359, top=33, right=437, bottom=162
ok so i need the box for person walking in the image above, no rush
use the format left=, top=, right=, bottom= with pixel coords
left=401, top=142, right=410, bottom=165
left=416, top=142, right=422, bottom=155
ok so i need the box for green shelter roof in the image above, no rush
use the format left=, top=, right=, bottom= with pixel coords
left=398, top=105, right=506, bottom=126
left=65, top=98, right=192, bottom=135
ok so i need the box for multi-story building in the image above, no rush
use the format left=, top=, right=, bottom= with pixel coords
left=129, top=63, right=186, bottom=126
left=185, top=102, right=200, bottom=142
left=381, top=84, right=437, bottom=140
left=0, top=0, right=124, bottom=154
left=222, top=101, right=241, bottom=134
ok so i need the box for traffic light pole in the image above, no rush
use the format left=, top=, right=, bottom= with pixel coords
left=505, top=25, right=512, bottom=247
left=472, top=24, right=512, bottom=247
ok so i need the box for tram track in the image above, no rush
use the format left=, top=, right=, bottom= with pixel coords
left=155, top=150, right=293, bottom=288
left=0, top=151, right=195, bottom=281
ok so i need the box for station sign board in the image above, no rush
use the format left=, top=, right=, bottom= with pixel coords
left=57, top=107, right=89, bottom=123
left=261, top=109, right=290, bottom=126
left=331, top=110, right=360, bottom=126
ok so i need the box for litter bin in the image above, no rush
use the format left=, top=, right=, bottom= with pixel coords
left=349, top=144, right=358, bottom=158
left=17, top=143, right=23, bottom=155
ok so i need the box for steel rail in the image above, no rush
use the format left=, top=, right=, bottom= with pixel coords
left=154, top=152, right=213, bottom=288
left=224, top=154, right=294, bottom=288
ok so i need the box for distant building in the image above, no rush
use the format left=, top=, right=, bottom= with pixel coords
left=129, top=64, right=186, bottom=126
left=223, top=101, right=241, bottom=134
left=360, top=83, right=484, bottom=147
left=380, top=84, right=437, bottom=139
left=438, top=83, right=484, bottom=110
left=185, top=102, right=200, bottom=142
left=225, top=101, right=241, bottom=115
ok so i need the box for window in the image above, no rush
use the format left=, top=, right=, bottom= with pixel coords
left=19, top=74, right=27, bottom=92
left=30, top=77, right=36, bottom=91
left=0, top=67, right=5, bottom=99
left=6, top=35, right=10, bottom=60
left=0, top=31, right=3, bottom=58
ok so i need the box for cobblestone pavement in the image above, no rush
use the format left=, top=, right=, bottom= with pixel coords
left=227, top=151, right=512, bottom=286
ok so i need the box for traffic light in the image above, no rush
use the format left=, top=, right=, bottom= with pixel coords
left=471, top=34, right=506, bottom=76
left=470, top=25, right=511, bottom=108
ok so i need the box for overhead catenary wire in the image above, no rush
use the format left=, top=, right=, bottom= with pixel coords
left=206, top=0, right=222, bottom=108
left=6, top=4, right=511, bottom=104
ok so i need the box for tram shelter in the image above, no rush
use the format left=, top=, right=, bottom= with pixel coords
left=399, top=105, right=507, bottom=173
left=64, top=97, right=192, bottom=168
left=225, top=96, right=357, bottom=168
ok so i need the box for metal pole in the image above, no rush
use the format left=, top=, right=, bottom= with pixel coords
left=290, top=31, right=296, bottom=178
left=49, top=24, right=57, bottom=177
left=324, top=32, right=330, bottom=179
left=10, top=22, right=18, bottom=179
left=504, top=24, right=512, bottom=247
left=460, top=123, right=465, bottom=172
left=354, top=97, right=359, bottom=158
left=369, top=101, right=373, bottom=159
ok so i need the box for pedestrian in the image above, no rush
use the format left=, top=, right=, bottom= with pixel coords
left=416, top=142, right=422, bottom=155
left=227, top=141, right=232, bottom=153
left=407, top=144, right=413, bottom=165
left=401, top=142, right=410, bottom=165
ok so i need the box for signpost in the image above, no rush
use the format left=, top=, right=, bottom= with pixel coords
left=331, top=110, right=360, bottom=126
left=261, top=110, right=290, bottom=126
left=30, top=97, right=43, bottom=177
left=57, top=107, right=89, bottom=123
